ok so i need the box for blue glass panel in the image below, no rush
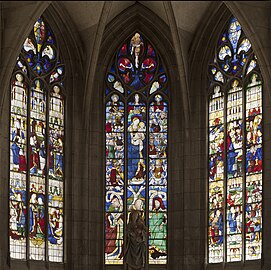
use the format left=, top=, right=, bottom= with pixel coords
left=105, top=186, right=124, bottom=212
left=227, top=148, right=243, bottom=179
left=128, top=159, right=146, bottom=185
left=246, top=144, right=262, bottom=174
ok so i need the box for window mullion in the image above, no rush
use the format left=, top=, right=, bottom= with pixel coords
left=146, top=100, right=149, bottom=268
left=124, top=94, right=127, bottom=270
left=242, top=81, right=246, bottom=262
left=223, top=87, right=227, bottom=263
left=45, top=87, right=50, bottom=262
left=26, top=78, right=31, bottom=262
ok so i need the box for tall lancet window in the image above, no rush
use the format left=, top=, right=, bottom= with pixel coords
left=208, top=17, right=262, bottom=263
left=105, top=32, right=168, bottom=265
left=9, top=17, right=65, bottom=262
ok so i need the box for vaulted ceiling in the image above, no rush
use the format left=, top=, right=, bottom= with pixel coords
left=59, top=1, right=215, bottom=55
left=59, top=1, right=213, bottom=50
left=60, top=1, right=212, bottom=32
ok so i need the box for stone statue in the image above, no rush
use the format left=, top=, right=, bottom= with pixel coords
left=124, top=210, right=147, bottom=270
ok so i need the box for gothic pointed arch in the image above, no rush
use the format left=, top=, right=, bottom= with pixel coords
left=104, top=30, right=169, bottom=265
left=84, top=3, right=182, bottom=268
left=207, top=15, right=263, bottom=264
left=5, top=2, right=85, bottom=266
left=9, top=15, right=65, bottom=262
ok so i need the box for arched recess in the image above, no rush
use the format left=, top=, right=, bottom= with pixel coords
left=0, top=2, right=84, bottom=269
left=86, top=3, right=185, bottom=269
left=189, top=2, right=271, bottom=269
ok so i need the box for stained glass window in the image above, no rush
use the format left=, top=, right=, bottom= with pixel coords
left=208, top=17, right=262, bottom=263
left=9, top=17, right=64, bottom=262
left=105, top=33, right=168, bottom=265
